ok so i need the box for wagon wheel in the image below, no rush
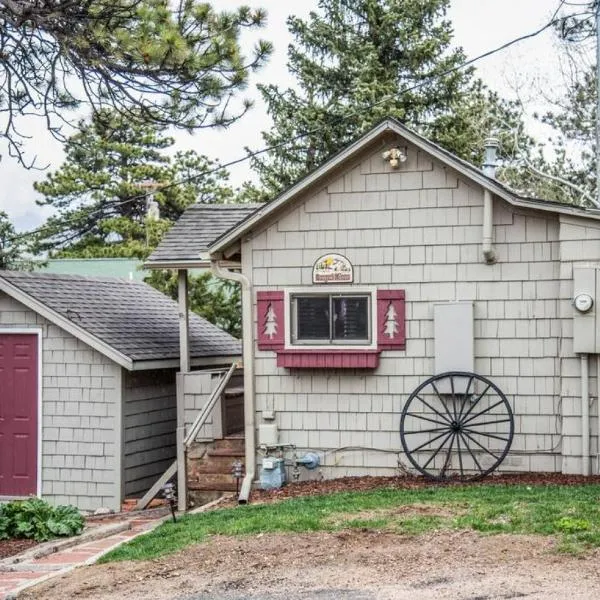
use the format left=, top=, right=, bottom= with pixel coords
left=400, top=372, right=514, bottom=481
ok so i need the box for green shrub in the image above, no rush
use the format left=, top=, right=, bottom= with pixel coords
left=0, top=498, right=84, bottom=542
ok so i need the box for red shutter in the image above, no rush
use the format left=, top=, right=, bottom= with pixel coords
left=377, top=290, right=406, bottom=350
left=257, top=291, right=284, bottom=350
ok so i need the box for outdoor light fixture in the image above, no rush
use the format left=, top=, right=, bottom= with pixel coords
left=382, top=146, right=407, bottom=168
left=231, top=460, right=244, bottom=497
left=162, top=482, right=177, bottom=523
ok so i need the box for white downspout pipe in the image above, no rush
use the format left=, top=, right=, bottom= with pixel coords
left=211, top=259, right=255, bottom=504
left=482, top=137, right=499, bottom=265
left=581, top=354, right=591, bottom=476
left=177, top=269, right=189, bottom=511
left=597, top=355, right=600, bottom=474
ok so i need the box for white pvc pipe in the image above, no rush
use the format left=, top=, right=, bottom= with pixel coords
left=582, top=354, right=590, bottom=476
left=482, top=189, right=496, bottom=264
left=210, top=260, right=255, bottom=504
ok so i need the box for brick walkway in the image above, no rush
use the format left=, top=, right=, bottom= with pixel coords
left=0, top=515, right=167, bottom=599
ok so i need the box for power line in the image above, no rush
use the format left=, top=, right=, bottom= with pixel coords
left=10, top=1, right=575, bottom=245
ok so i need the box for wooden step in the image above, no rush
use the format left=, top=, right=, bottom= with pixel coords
left=188, top=472, right=241, bottom=491
left=207, top=448, right=245, bottom=458
left=223, top=386, right=244, bottom=397
left=188, top=480, right=240, bottom=492
left=191, top=454, right=243, bottom=474
left=212, top=437, right=245, bottom=453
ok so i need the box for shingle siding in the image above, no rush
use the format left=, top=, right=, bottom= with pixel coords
left=122, top=369, right=177, bottom=497
left=0, top=293, right=121, bottom=511
left=245, top=135, right=587, bottom=478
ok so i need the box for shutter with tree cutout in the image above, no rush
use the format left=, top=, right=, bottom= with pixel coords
left=257, top=291, right=284, bottom=350
left=377, top=290, right=406, bottom=350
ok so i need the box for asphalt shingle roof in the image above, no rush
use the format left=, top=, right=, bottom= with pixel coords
left=0, top=271, right=240, bottom=364
left=147, top=203, right=263, bottom=264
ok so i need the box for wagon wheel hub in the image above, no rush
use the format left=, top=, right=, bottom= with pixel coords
left=451, top=421, right=461, bottom=432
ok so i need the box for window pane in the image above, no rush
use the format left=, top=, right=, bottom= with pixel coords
left=333, top=297, right=369, bottom=340
left=295, top=297, right=330, bottom=340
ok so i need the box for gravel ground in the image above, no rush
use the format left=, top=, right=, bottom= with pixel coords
left=17, top=475, right=600, bottom=599
left=20, top=529, right=600, bottom=600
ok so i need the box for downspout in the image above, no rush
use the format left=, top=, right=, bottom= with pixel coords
left=597, top=355, right=600, bottom=474
left=482, top=137, right=499, bottom=264
left=211, top=259, right=255, bottom=504
left=582, top=354, right=591, bottom=476
left=177, top=269, right=189, bottom=512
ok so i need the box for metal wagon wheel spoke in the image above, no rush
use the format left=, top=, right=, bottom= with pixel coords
left=400, top=371, right=514, bottom=482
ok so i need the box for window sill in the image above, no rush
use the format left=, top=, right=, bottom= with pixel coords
left=276, top=349, right=380, bottom=369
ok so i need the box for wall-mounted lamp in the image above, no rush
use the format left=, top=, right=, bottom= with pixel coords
left=382, top=146, right=407, bottom=169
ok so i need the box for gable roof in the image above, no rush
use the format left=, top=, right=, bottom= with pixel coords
left=0, top=271, right=240, bottom=370
left=146, top=203, right=263, bottom=268
left=209, top=118, right=600, bottom=254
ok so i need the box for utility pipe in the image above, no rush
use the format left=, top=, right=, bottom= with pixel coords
left=211, top=259, right=255, bottom=504
left=597, top=356, right=600, bottom=474
left=582, top=354, right=591, bottom=476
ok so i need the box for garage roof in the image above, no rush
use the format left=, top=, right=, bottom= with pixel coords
left=0, top=271, right=240, bottom=370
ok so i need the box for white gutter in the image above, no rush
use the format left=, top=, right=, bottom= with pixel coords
left=582, top=354, right=591, bottom=476
left=210, top=259, right=255, bottom=504
left=482, top=137, right=499, bottom=264
left=598, top=355, right=600, bottom=474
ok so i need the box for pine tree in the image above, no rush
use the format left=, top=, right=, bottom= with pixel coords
left=497, top=2, right=600, bottom=207
left=0, top=1, right=272, bottom=166
left=33, top=109, right=234, bottom=258
left=252, top=0, right=528, bottom=196
left=0, top=212, right=40, bottom=271
left=33, top=108, right=243, bottom=336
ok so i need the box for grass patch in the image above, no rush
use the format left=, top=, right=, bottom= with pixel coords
left=101, top=484, right=600, bottom=562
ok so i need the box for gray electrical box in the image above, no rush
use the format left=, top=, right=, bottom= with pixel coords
left=434, top=302, right=474, bottom=393
left=573, top=267, right=599, bottom=353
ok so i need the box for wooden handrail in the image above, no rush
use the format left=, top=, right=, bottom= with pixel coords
left=183, top=361, right=237, bottom=447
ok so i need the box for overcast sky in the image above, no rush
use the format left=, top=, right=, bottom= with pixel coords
left=0, top=0, right=567, bottom=231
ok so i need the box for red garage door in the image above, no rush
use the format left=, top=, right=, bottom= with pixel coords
left=0, top=334, right=38, bottom=496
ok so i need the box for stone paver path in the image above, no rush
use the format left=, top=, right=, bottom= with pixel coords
left=0, top=515, right=167, bottom=599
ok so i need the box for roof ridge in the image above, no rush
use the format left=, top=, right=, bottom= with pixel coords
left=189, top=202, right=265, bottom=210
left=0, top=270, right=136, bottom=284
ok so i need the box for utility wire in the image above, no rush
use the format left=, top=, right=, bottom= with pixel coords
left=10, top=1, right=578, bottom=245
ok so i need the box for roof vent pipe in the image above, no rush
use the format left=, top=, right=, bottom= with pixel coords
left=482, top=137, right=499, bottom=264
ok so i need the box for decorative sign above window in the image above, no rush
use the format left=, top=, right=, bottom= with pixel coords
left=312, top=254, right=353, bottom=284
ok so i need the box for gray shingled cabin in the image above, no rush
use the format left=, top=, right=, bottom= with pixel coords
left=146, top=118, right=600, bottom=506
left=0, top=271, right=240, bottom=511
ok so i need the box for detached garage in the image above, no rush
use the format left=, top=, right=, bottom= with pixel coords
left=0, top=271, right=240, bottom=511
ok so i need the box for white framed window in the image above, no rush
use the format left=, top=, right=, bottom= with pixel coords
left=284, top=287, right=377, bottom=349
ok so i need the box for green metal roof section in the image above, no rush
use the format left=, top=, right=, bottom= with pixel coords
left=36, top=259, right=147, bottom=281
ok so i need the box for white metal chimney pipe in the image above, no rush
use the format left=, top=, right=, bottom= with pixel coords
left=482, top=137, right=499, bottom=264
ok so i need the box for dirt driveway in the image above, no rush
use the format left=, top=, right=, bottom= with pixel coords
left=20, top=528, right=600, bottom=600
